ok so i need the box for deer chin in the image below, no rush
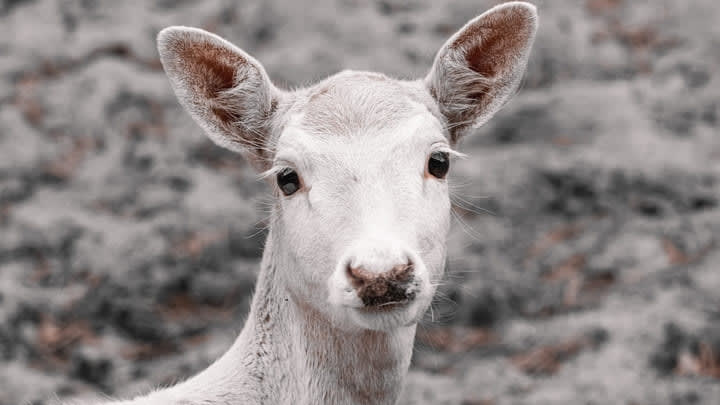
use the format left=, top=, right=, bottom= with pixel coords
left=346, top=294, right=432, bottom=332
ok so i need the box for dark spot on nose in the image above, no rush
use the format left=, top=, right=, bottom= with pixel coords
left=347, top=263, right=415, bottom=307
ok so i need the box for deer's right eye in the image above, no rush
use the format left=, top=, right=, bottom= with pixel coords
left=277, top=168, right=301, bottom=196
left=427, top=151, right=450, bottom=179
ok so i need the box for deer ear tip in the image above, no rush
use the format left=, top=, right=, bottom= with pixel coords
left=511, top=2, right=538, bottom=25
left=484, top=1, right=539, bottom=39
left=488, top=1, right=538, bottom=26
left=158, top=26, right=227, bottom=53
left=157, top=26, right=225, bottom=71
left=157, top=27, right=186, bottom=60
left=157, top=26, right=200, bottom=48
left=497, top=1, right=537, bottom=15
left=158, top=26, right=183, bottom=42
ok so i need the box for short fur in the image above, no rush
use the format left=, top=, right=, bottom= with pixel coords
left=74, top=3, right=538, bottom=405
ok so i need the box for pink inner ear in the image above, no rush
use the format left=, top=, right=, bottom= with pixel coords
left=453, top=6, right=535, bottom=79
left=175, top=42, right=250, bottom=127
left=176, top=42, right=243, bottom=100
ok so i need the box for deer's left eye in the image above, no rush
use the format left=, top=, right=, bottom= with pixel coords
left=427, top=151, right=449, bottom=179
left=277, top=168, right=301, bottom=196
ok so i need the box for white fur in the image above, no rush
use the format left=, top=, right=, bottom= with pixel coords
left=73, top=3, right=538, bottom=404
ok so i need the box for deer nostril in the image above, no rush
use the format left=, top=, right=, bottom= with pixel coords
left=346, top=261, right=414, bottom=287
left=346, top=265, right=376, bottom=289
left=388, top=263, right=414, bottom=282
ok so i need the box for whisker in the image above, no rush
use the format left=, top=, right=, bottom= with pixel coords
left=451, top=193, right=497, bottom=216
left=450, top=209, right=485, bottom=242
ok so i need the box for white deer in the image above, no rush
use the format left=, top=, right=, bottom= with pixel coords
left=97, top=2, right=537, bottom=404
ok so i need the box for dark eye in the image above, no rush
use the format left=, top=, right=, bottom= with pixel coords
left=427, top=151, right=450, bottom=179
left=277, top=167, right=301, bottom=196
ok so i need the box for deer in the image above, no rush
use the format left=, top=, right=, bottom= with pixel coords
left=88, top=2, right=537, bottom=404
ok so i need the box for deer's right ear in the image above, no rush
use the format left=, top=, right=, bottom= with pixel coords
left=157, top=26, right=282, bottom=170
left=425, top=2, right=538, bottom=143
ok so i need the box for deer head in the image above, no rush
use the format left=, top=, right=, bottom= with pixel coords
left=157, top=2, right=537, bottom=333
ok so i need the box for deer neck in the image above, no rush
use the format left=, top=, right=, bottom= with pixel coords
left=164, top=229, right=416, bottom=405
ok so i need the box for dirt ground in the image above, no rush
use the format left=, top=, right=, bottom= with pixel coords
left=0, top=0, right=719, bottom=404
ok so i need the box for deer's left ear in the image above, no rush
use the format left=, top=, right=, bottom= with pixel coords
left=425, top=2, right=538, bottom=143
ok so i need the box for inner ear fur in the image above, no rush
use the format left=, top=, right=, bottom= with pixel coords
left=157, top=26, right=282, bottom=170
left=426, top=1, right=538, bottom=143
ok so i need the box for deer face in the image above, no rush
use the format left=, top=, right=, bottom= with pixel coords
left=158, top=2, right=537, bottom=331
left=270, top=79, right=456, bottom=330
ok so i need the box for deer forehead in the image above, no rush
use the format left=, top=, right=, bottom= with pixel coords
left=273, top=71, right=446, bottom=170
left=295, top=70, right=442, bottom=137
left=275, top=112, right=446, bottom=174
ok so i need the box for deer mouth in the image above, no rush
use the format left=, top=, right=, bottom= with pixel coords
left=358, top=297, right=414, bottom=313
left=341, top=278, right=429, bottom=331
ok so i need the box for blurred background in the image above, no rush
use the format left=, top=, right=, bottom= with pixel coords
left=0, top=0, right=719, bottom=404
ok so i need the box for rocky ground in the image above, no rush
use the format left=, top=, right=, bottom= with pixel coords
left=0, top=0, right=719, bottom=404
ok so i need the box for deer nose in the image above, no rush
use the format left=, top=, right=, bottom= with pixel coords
left=346, top=262, right=416, bottom=307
